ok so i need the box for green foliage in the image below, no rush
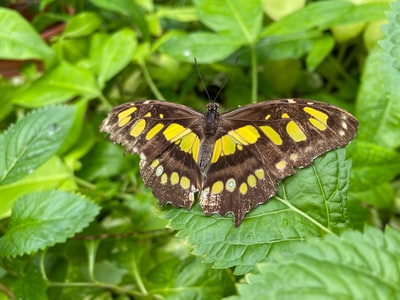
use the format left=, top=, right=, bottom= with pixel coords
left=164, top=149, right=351, bottom=275
left=0, top=0, right=399, bottom=299
left=231, top=226, right=400, bottom=300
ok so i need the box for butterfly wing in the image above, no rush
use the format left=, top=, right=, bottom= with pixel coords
left=100, top=100, right=204, bottom=209
left=200, top=99, right=358, bottom=226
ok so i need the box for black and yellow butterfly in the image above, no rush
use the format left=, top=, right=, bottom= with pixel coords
left=100, top=99, right=358, bottom=226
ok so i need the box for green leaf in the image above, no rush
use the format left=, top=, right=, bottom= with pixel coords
left=0, top=106, right=75, bottom=185
left=63, top=12, right=103, bottom=38
left=356, top=1, right=400, bottom=149
left=194, top=0, right=263, bottom=44
left=0, top=8, right=54, bottom=65
left=147, top=257, right=236, bottom=299
left=349, top=142, right=400, bottom=192
left=77, top=141, right=137, bottom=181
left=0, top=156, right=76, bottom=220
left=14, top=264, right=47, bottom=300
left=262, top=1, right=388, bottom=36
left=231, top=227, right=400, bottom=299
left=306, top=35, right=335, bottom=71
left=0, top=190, right=100, bottom=257
left=89, top=0, right=150, bottom=40
left=159, top=31, right=241, bottom=63
left=12, top=62, right=100, bottom=107
left=95, top=28, right=137, bottom=88
left=163, top=149, right=352, bottom=275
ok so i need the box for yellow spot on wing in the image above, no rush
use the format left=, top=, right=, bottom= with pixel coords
left=180, top=132, right=197, bottom=153
left=275, top=160, right=287, bottom=171
left=161, top=173, right=168, bottom=184
left=118, top=106, right=137, bottom=126
left=260, top=125, right=283, bottom=145
left=247, top=175, right=256, bottom=187
left=234, top=125, right=260, bottom=144
left=211, top=181, right=224, bottom=194
left=290, top=153, right=298, bottom=162
left=255, top=169, right=265, bottom=179
left=221, top=135, right=236, bottom=156
left=228, top=129, right=248, bottom=145
left=304, top=107, right=328, bottom=125
left=151, top=159, right=160, bottom=168
left=159, top=113, right=164, bottom=118
left=282, top=113, right=290, bottom=119
left=180, top=176, right=190, bottom=189
left=191, top=136, right=200, bottom=163
left=286, top=121, right=306, bottom=142
left=146, top=123, right=164, bottom=140
left=144, top=112, right=152, bottom=117
left=211, top=139, right=222, bottom=163
left=308, top=118, right=327, bottom=131
left=130, top=119, right=146, bottom=137
left=163, top=123, right=191, bottom=142
left=170, top=172, right=179, bottom=185
left=226, top=178, right=236, bottom=192
left=265, top=114, right=271, bottom=120
left=239, top=182, right=248, bottom=195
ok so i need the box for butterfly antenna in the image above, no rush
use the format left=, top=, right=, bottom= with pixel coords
left=194, top=58, right=212, bottom=102
left=212, top=56, right=240, bottom=102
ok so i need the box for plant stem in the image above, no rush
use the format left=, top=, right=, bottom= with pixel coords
left=250, top=44, right=258, bottom=103
left=140, top=62, right=165, bottom=100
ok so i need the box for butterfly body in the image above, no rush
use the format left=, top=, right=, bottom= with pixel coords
left=100, top=99, right=358, bottom=226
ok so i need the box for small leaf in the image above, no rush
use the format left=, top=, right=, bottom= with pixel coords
left=262, top=1, right=388, bottom=36
left=231, top=227, right=400, bottom=299
left=14, top=264, right=46, bottom=300
left=0, top=8, right=54, bottom=64
left=163, top=149, right=352, bottom=275
left=349, top=142, right=400, bottom=191
left=306, top=35, right=335, bottom=71
left=0, top=106, right=75, bottom=185
left=96, top=28, right=137, bottom=88
left=63, top=12, right=103, bottom=38
left=147, top=257, right=236, bottom=299
left=159, top=31, right=241, bottom=63
left=194, top=0, right=263, bottom=44
left=0, top=190, right=100, bottom=257
left=12, top=62, right=100, bottom=107
left=89, top=0, right=150, bottom=40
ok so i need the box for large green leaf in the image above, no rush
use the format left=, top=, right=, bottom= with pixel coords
left=231, top=226, right=400, bottom=299
left=0, top=190, right=100, bottom=257
left=356, top=1, right=400, bottom=149
left=163, top=149, right=352, bottom=275
left=0, top=106, right=75, bottom=185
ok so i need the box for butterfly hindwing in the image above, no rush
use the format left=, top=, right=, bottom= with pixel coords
left=100, top=100, right=204, bottom=209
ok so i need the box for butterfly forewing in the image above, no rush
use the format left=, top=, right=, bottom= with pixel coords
left=101, top=98, right=358, bottom=227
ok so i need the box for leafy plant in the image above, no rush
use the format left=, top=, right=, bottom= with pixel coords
left=0, top=0, right=399, bottom=299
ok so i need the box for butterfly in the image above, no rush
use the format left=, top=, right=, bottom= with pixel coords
left=100, top=99, right=358, bottom=226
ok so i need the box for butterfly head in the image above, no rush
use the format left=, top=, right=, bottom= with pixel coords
left=204, top=102, right=220, bottom=135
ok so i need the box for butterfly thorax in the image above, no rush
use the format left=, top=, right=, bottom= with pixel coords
left=199, top=102, right=220, bottom=175
left=204, top=102, right=220, bottom=135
